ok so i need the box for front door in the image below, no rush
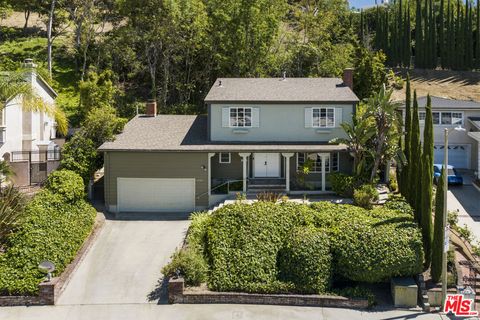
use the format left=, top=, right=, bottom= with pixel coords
left=254, top=153, right=280, bottom=177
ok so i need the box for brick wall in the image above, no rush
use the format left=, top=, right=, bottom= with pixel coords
left=168, top=277, right=368, bottom=309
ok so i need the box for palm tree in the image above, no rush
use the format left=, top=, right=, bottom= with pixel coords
left=364, top=85, right=402, bottom=182
left=0, top=186, right=26, bottom=244
left=0, top=69, right=67, bottom=135
left=330, top=112, right=376, bottom=180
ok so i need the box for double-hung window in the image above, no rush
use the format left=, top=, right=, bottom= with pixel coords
left=418, top=111, right=462, bottom=125
left=230, top=107, right=252, bottom=127
left=312, top=108, right=335, bottom=128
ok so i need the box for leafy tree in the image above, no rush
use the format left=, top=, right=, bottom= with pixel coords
left=79, top=69, right=118, bottom=118
left=82, top=106, right=126, bottom=147
left=431, top=168, right=445, bottom=282
left=353, top=46, right=387, bottom=100
left=420, top=94, right=434, bottom=268
left=60, top=133, right=99, bottom=184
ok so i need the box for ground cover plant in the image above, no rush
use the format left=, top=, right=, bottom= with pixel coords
left=0, top=170, right=96, bottom=295
left=163, top=197, right=424, bottom=296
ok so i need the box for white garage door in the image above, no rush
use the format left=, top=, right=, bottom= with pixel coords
left=433, top=144, right=470, bottom=169
left=117, top=178, right=195, bottom=213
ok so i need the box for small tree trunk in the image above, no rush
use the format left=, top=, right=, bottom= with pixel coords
left=23, top=10, right=31, bottom=32
left=47, top=0, right=56, bottom=78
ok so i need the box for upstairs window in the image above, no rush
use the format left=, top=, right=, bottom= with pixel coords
left=312, top=108, right=335, bottom=128
left=417, top=111, right=461, bottom=125
left=229, top=107, right=252, bottom=127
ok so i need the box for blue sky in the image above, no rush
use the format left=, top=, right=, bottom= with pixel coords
left=349, top=0, right=379, bottom=9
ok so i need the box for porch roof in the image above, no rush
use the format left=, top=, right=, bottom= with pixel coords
left=99, top=115, right=347, bottom=152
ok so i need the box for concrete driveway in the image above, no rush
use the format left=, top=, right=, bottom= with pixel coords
left=448, top=183, right=480, bottom=238
left=57, top=213, right=190, bottom=305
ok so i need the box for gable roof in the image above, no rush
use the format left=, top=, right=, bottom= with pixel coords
left=99, top=115, right=346, bottom=152
left=36, top=74, right=57, bottom=98
left=399, top=96, right=480, bottom=110
left=204, top=78, right=359, bottom=104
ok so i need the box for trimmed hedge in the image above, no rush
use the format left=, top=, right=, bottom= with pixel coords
left=206, top=202, right=313, bottom=293
left=44, top=169, right=85, bottom=203
left=311, top=202, right=424, bottom=283
left=278, top=226, right=331, bottom=293
left=329, top=172, right=355, bottom=197
left=0, top=190, right=96, bottom=295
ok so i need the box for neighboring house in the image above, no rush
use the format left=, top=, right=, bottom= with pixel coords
left=1, top=60, right=61, bottom=186
left=99, top=70, right=359, bottom=214
left=399, top=96, right=480, bottom=177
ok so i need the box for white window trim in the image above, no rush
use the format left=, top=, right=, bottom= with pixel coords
left=417, top=111, right=464, bottom=126
left=219, top=152, right=231, bottom=164
left=311, top=107, right=335, bottom=128
left=229, top=107, right=253, bottom=128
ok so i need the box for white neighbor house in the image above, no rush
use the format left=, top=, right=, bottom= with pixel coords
left=400, top=96, right=480, bottom=179
left=1, top=59, right=61, bottom=186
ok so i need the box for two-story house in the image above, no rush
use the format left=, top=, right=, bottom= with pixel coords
left=399, top=96, right=480, bottom=180
left=99, top=71, right=359, bottom=214
left=1, top=59, right=61, bottom=186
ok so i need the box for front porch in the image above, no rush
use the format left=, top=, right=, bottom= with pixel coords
left=207, top=151, right=352, bottom=202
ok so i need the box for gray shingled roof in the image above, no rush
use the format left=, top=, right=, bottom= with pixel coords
left=469, top=117, right=480, bottom=130
left=98, top=115, right=347, bottom=152
left=399, top=96, right=480, bottom=109
left=204, top=78, right=359, bottom=103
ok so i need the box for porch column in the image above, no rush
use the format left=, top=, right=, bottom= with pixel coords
left=282, top=153, right=294, bottom=192
left=239, top=153, right=251, bottom=193
left=318, top=153, right=329, bottom=192
left=208, top=153, right=215, bottom=199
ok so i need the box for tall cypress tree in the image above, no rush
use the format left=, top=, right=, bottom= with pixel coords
left=476, top=0, right=480, bottom=68
left=410, top=90, right=422, bottom=218
left=405, top=3, right=412, bottom=67
left=416, top=0, right=424, bottom=67
left=431, top=167, right=445, bottom=283
left=456, top=0, right=463, bottom=69
left=439, top=0, right=445, bottom=68
left=430, top=0, right=437, bottom=68
left=421, top=94, right=434, bottom=268
left=402, top=74, right=412, bottom=198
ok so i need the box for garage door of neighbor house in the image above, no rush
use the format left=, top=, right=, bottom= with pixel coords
left=433, top=144, right=470, bottom=169
left=117, top=178, right=195, bottom=213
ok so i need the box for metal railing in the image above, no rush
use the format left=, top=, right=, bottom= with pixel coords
left=10, top=150, right=61, bottom=162
left=196, top=179, right=245, bottom=199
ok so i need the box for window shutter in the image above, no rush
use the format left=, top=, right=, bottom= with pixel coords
left=335, top=108, right=343, bottom=127
left=304, top=108, right=312, bottom=128
left=222, top=107, right=230, bottom=127
left=252, top=107, right=260, bottom=127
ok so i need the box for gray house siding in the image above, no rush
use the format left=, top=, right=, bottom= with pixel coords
left=104, top=151, right=209, bottom=210
left=209, top=103, right=354, bottom=142
left=211, top=153, right=243, bottom=180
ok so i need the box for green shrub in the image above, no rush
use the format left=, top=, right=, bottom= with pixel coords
left=353, top=185, right=379, bottom=209
left=161, top=246, right=208, bottom=286
left=327, top=206, right=424, bottom=282
left=384, top=195, right=414, bottom=216
left=329, top=172, right=355, bottom=197
left=278, top=226, right=331, bottom=293
left=0, top=191, right=96, bottom=295
left=388, top=175, right=398, bottom=192
left=44, top=169, right=85, bottom=203
left=206, top=202, right=315, bottom=293
left=256, top=192, right=282, bottom=202
left=186, top=211, right=211, bottom=254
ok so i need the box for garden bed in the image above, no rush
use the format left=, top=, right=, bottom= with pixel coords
left=163, top=198, right=423, bottom=308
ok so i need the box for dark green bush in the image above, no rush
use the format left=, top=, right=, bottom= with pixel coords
left=333, top=286, right=376, bottom=308
left=0, top=191, right=96, bottom=295
left=206, top=202, right=315, bottom=293
left=278, top=226, right=331, bottom=293
left=384, top=195, right=414, bottom=216
left=353, top=184, right=379, bottom=209
left=44, top=169, right=85, bottom=203
left=329, top=172, right=355, bottom=197
left=256, top=192, right=282, bottom=202
left=162, top=246, right=208, bottom=286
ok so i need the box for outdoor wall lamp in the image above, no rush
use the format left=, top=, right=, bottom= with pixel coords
left=201, top=165, right=207, bottom=171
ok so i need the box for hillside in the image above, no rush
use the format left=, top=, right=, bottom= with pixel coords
left=392, top=69, right=480, bottom=102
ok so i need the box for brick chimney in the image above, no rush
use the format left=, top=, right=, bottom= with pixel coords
left=145, top=100, right=157, bottom=117
left=342, top=68, right=354, bottom=90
